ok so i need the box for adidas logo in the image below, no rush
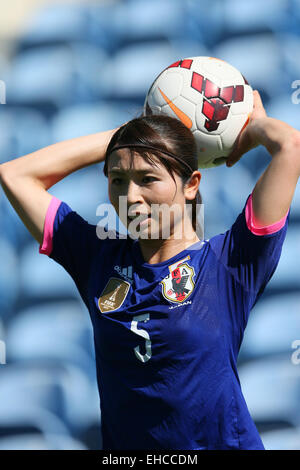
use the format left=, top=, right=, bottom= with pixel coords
left=114, top=265, right=133, bottom=282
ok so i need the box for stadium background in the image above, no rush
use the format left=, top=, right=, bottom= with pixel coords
left=0, top=0, right=300, bottom=450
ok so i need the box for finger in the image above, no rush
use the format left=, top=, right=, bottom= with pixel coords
left=253, top=89, right=263, bottom=106
left=226, top=156, right=240, bottom=167
left=253, top=89, right=267, bottom=117
left=226, top=142, right=241, bottom=167
left=226, top=150, right=242, bottom=167
left=226, top=127, right=253, bottom=167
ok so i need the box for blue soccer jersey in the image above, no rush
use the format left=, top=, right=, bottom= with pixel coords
left=39, top=193, right=290, bottom=450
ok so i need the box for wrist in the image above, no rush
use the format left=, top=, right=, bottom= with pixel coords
left=95, top=128, right=117, bottom=163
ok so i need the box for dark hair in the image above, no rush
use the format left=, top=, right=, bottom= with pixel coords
left=103, top=114, right=202, bottom=232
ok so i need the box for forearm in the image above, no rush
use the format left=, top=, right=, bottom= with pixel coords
left=0, top=128, right=116, bottom=190
left=251, top=118, right=300, bottom=225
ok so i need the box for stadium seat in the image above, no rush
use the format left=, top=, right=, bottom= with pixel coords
left=267, top=94, right=300, bottom=130
left=199, top=167, right=234, bottom=239
left=1, top=186, right=34, bottom=251
left=0, top=106, right=51, bottom=164
left=238, top=356, right=300, bottom=427
left=0, top=433, right=87, bottom=450
left=277, top=33, right=300, bottom=82
left=239, top=292, right=300, bottom=360
left=5, top=43, right=108, bottom=111
left=19, top=243, right=80, bottom=299
left=0, top=236, right=19, bottom=320
left=200, top=163, right=255, bottom=238
left=239, top=146, right=273, bottom=181
left=83, top=3, right=121, bottom=53
left=6, top=46, right=73, bottom=110
left=291, top=184, right=300, bottom=221
left=213, top=34, right=283, bottom=101
left=99, top=41, right=208, bottom=101
left=186, top=0, right=225, bottom=47
left=111, top=0, right=187, bottom=44
left=0, top=362, right=100, bottom=434
left=0, top=116, right=11, bottom=165
left=46, top=167, right=110, bottom=224
left=216, top=163, right=255, bottom=217
left=50, top=102, right=139, bottom=142
left=6, top=301, right=95, bottom=368
left=266, top=226, right=300, bottom=290
left=78, top=418, right=103, bottom=450
left=222, top=0, right=289, bottom=36
left=0, top=405, right=70, bottom=437
left=0, top=106, right=50, bottom=251
left=18, top=3, right=90, bottom=50
left=290, top=0, right=300, bottom=36
left=260, top=426, right=300, bottom=450
left=17, top=2, right=116, bottom=54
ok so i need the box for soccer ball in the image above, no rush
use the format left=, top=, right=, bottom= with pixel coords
left=143, top=56, right=253, bottom=169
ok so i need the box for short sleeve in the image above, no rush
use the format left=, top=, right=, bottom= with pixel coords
left=209, top=193, right=290, bottom=308
left=39, top=196, right=101, bottom=298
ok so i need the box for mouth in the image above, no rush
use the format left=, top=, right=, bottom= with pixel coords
left=128, top=211, right=150, bottom=219
left=127, top=213, right=151, bottom=226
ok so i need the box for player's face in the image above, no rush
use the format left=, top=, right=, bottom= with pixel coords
left=107, top=149, right=192, bottom=239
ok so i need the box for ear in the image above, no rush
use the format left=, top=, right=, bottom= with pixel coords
left=184, top=171, right=201, bottom=201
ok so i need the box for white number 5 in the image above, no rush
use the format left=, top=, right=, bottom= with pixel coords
left=130, top=313, right=152, bottom=363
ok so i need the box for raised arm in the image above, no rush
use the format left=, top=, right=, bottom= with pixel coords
left=226, top=90, right=300, bottom=225
left=0, top=128, right=117, bottom=245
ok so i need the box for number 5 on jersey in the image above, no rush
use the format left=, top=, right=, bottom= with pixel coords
left=130, top=313, right=152, bottom=363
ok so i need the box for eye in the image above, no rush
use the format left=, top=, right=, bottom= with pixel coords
left=142, top=176, right=157, bottom=184
left=111, top=177, right=123, bottom=185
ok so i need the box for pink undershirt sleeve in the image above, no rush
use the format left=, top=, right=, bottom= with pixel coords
left=39, top=196, right=62, bottom=255
left=245, top=193, right=289, bottom=236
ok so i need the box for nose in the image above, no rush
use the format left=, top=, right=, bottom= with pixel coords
left=126, top=180, right=144, bottom=206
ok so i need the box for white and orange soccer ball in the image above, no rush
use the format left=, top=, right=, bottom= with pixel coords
left=143, top=56, right=253, bottom=169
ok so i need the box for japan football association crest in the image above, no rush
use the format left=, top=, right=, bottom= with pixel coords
left=160, top=255, right=195, bottom=304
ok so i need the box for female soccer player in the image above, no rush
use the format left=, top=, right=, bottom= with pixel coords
left=0, top=91, right=299, bottom=450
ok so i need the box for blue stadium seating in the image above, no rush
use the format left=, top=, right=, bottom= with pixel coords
left=240, top=292, right=300, bottom=360
left=222, top=0, right=290, bottom=36
left=267, top=93, right=300, bottom=130
left=267, top=226, right=300, bottom=290
left=0, top=185, right=33, bottom=251
left=0, top=433, right=88, bottom=450
left=290, top=0, right=300, bottom=36
left=19, top=243, right=80, bottom=299
left=0, top=362, right=100, bottom=435
left=0, top=402, right=70, bottom=437
left=238, top=356, right=300, bottom=427
left=18, top=2, right=118, bottom=54
left=0, top=106, right=51, bottom=164
left=213, top=34, right=284, bottom=102
left=17, top=3, right=91, bottom=50
left=111, top=0, right=188, bottom=44
left=1, top=0, right=300, bottom=451
left=6, top=43, right=109, bottom=110
left=0, top=236, right=19, bottom=319
left=99, top=41, right=208, bottom=102
left=50, top=102, right=139, bottom=141
left=6, top=301, right=95, bottom=369
left=200, top=162, right=256, bottom=239
left=186, top=0, right=225, bottom=47
left=46, top=167, right=110, bottom=224
left=260, top=426, right=300, bottom=450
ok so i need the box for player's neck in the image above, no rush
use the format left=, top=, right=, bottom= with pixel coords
left=137, top=232, right=200, bottom=265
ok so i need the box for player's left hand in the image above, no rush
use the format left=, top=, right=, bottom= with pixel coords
left=226, top=90, right=267, bottom=167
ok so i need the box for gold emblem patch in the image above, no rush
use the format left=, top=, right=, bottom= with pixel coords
left=98, top=277, right=130, bottom=313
